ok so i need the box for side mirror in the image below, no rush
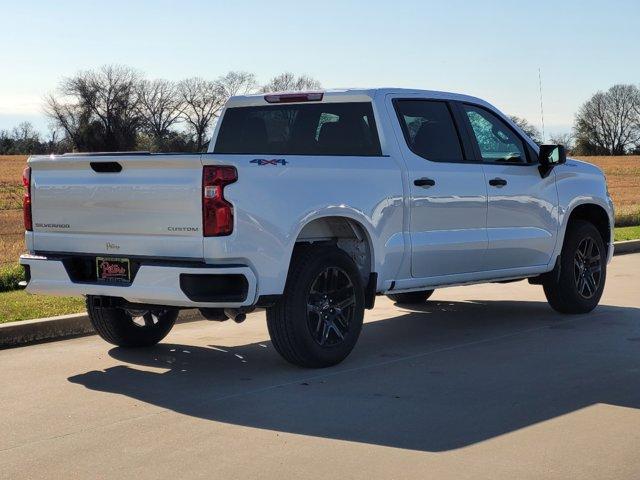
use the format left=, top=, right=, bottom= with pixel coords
left=538, top=144, right=566, bottom=178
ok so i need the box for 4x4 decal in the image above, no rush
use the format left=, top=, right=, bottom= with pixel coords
left=250, top=158, right=288, bottom=166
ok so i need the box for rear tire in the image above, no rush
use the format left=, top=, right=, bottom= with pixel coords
left=543, top=220, right=606, bottom=314
left=87, top=296, right=178, bottom=347
left=387, top=290, right=434, bottom=304
left=266, top=247, right=365, bottom=368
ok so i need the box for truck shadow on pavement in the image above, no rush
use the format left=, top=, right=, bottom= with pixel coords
left=68, top=299, right=640, bottom=452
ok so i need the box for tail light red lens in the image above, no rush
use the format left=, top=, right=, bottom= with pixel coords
left=22, top=166, right=32, bottom=231
left=202, top=166, right=237, bottom=236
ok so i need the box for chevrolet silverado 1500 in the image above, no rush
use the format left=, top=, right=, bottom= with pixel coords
left=20, top=88, right=615, bottom=367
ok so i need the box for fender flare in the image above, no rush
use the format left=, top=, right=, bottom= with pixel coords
left=551, top=198, right=614, bottom=264
left=287, top=207, right=379, bottom=273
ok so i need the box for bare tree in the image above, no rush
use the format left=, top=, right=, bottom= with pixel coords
left=0, top=122, right=42, bottom=154
left=137, top=79, right=183, bottom=146
left=44, top=93, right=85, bottom=148
left=43, top=66, right=326, bottom=153
left=215, top=71, right=257, bottom=99
left=509, top=115, right=542, bottom=144
left=178, top=77, right=223, bottom=151
left=574, top=84, right=640, bottom=155
left=45, top=65, right=142, bottom=151
left=548, top=132, right=574, bottom=152
left=11, top=122, right=40, bottom=143
left=260, top=72, right=322, bottom=93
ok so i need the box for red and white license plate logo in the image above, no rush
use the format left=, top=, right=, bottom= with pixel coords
left=96, top=258, right=130, bottom=282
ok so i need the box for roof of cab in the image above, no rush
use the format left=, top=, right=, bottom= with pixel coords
left=225, top=88, right=492, bottom=109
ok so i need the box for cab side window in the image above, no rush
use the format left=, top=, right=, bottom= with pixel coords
left=462, top=104, right=528, bottom=164
left=395, top=100, right=465, bottom=162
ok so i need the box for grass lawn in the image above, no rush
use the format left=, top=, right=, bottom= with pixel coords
left=614, top=225, right=640, bottom=242
left=0, top=290, right=85, bottom=324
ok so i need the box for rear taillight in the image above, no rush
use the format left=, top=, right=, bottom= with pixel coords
left=202, top=166, right=237, bottom=236
left=22, top=166, right=32, bottom=231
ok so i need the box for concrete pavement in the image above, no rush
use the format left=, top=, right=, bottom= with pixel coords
left=1, top=254, right=639, bottom=479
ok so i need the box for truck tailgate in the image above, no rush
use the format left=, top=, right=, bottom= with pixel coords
left=29, top=153, right=204, bottom=259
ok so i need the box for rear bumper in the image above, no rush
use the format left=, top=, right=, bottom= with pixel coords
left=19, top=254, right=257, bottom=308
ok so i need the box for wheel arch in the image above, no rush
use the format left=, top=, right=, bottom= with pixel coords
left=562, top=202, right=613, bottom=261
left=292, top=214, right=376, bottom=285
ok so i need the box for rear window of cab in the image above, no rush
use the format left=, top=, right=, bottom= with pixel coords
left=214, top=102, right=381, bottom=156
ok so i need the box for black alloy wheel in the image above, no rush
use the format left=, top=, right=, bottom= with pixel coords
left=573, top=237, right=602, bottom=299
left=306, top=266, right=357, bottom=347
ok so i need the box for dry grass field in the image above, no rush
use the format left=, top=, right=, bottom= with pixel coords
left=0, top=154, right=639, bottom=267
left=0, top=155, right=28, bottom=267
left=576, top=156, right=640, bottom=227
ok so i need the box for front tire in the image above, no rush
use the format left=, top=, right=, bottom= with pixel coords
left=87, top=296, right=178, bottom=347
left=387, top=290, right=434, bottom=304
left=543, top=220, right=607, bottom=314
left=266, top=247, right=365, bottom=368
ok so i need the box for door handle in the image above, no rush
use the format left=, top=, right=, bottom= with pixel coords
left=414, top=178, right=436, bottom=187
left=489, top=178, right=507, bottom=187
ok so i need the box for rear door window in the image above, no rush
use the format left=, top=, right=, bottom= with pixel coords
left=214, top=102, right=381, bottom=156
left=394, top=100, right=466, bottom=162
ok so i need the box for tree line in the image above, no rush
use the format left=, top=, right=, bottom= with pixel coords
left=1, top=66, right=321, bottom=155
left=509, top=84, right=640, bottom=155
left=2, top=65, right=639, bottom=156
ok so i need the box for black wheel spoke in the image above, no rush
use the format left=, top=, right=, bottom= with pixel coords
left=126, top=309, right=155, bottom=328
left=320, top=322, right=331, bottom=345
left=307, top=303, right=321, bottom=314
left=333, top=284, right=354, bottom=301
left=335, top=295, right=355, bottom=310
left=335, top=312, right=349, bottom=329
left=576, top=277, right=585, bottom=295
left=331, top=268, right=341, bottom=293
left=143, top=313, right=155, bottom=327
left=325, top=268, right=334, bottom=292
left=330, top=323, right=345, bottom=340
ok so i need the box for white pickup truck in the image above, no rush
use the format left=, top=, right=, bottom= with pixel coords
left=20, top=88, right=614, bottom=367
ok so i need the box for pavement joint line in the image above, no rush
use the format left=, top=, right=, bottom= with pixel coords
left=0, top=310, right=604, bottom=455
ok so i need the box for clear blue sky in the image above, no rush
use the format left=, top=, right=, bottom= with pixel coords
left=1, top=0, right=638, bottom=138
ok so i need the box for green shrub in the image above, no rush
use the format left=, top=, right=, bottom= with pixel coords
left=0, top=263, right=25, bottom=292
left=615, top=207, right=640, bottom=228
